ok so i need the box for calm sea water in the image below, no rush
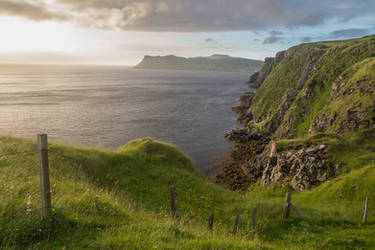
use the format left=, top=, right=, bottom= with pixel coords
left=0, top=65, right=250, bottom=174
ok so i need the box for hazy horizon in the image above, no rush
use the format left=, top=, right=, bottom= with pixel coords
left=0, top=53, right=263, bottom=67
left=0, top=1, right=374, bottom=65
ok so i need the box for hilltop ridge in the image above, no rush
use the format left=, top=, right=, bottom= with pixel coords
left=135, top=54, right=263, bottom=72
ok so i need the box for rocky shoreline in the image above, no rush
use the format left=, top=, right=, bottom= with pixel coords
left=215, top=36, right=375, bottom=191
left=215, top=126, right=337, bottom=191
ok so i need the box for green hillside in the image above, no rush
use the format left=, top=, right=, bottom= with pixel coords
left=221, top=35, right=375, bottom=194
left=245, top=35, right=375, bottom=138
left=1, top=136, right=375, bottom=249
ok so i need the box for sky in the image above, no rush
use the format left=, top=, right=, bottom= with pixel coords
left=0, top=0, right=374, bottom=65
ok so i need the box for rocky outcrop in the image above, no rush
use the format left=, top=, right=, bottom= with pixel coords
left=230, top=92, right=254, bottom=125
left=262, top=88, right=297, bottom=135
left=309, top=72, right=375, bottom=136
left=308, top=113, right=336, bottom=135
left=215, top=134, right=268, bottom=191
left=225, top=127, right=265, bottom=143
left=259, top=144, right=332, bottom=191
left=217, top=133, right=334, bottom=191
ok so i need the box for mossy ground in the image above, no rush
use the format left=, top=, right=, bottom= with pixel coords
left=1, top=136, right=375, bottom=249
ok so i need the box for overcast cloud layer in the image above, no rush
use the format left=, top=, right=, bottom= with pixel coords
left=1, top=0, right=374, bottom=32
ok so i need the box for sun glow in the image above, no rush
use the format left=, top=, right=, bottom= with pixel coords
left=0, top=16, right=77, bottom=53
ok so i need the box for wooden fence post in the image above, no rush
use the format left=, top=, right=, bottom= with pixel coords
left=363, top=197, right=369, bottom=224
left=37, top=134, right=52, bottom=221
left=252, top=207, right=257, bottom=237
left=281, top=191, right=291, bottom=226
left=232, top=214, right=241, bottom=235
left=208, top=213, right=214, bottom=232
left=170, top=185, right=178, bottom=219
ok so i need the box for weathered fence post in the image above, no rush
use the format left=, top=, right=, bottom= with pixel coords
left=37, top=134, right=52, bottom=221
left=208, top=213, right=214, bottom=232
left=170, top=185, right=178, bottom=219
left=281, top=191, right=291, bottom=226
left=232, top=214, right=241, bottom=235
left=252, top=207, right=257, bottom=237
left=363, top=197, right=369, bottom=224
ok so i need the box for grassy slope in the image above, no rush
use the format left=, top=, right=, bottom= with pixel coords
left=288, top=36, right=375, bottom=137
left=316, top=57, right=375, bottom=134
left=249, top=44, right=327, bottom=121
left=1, top=136, right=375, bottom=249
left=246, top=35, right=375, bottom=138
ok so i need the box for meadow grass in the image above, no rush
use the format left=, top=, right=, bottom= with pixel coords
left=0, top=136, right=374, bottom=249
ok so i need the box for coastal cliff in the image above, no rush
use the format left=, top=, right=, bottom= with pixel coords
left=135, top=54, right=263, bottom=72
left=216, top=35, right=375, bottom=191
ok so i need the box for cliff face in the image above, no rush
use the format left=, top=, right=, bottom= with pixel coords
left=134, top=54, right=263, bottom=73
left=248, top=50, right=286, bottom=88
left=216, top=35, right=375, bottom=191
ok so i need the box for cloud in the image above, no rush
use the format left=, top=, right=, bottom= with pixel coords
left=0, top=0, right=67, bottom=21
left=205, top=38, right=217, bottom=43
left=301, top=36, right=312, bottom=42
left=263, top=36, right=283, bottom=44
left=330, top=28, right=370, bottom=38
left=0, top=0, right=374, bottom=32
left=269, top=30, right=283, bottom=36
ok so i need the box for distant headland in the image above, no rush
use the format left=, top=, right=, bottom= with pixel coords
left=134, top=54, right=263, bottom=73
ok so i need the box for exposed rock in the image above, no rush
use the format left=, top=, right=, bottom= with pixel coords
left=248, top=72, right=259, bottom=86
left=308, top=112, right=336, bottom=135
left=216, top=139, right=336, bottom=191
left=330, top=75, right=345, bottom=100
left=215, top=130, right=270, bottom=191
left=231, top=93, right=254, bottom=125
left=336, top=106, right=375, bottom=134
left=309, top=75, right=375, bottom=135
left=225, top=127, right=266, bottom=143
left=255, top=144, right=332, bottom=191
left=296, top=52, right=325, bottom=90
left=263, top=88, right=297, bottom=135
left=214, top=139, right=268, bottom=192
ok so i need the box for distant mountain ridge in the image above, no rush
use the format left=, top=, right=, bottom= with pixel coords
left=135, top=54, right=263, bottom=72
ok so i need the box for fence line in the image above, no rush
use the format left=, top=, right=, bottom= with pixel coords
left=1, top=134, right=373, bottom=237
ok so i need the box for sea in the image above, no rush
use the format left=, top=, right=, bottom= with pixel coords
left=0, top=64, right=252, bottom=174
